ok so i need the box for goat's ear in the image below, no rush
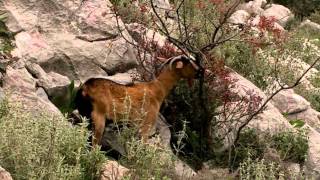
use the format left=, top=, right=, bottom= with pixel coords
left=176, top=61, right=184, bottom=69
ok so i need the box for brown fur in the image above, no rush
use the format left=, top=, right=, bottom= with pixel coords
left=76, top=57, right=199, bottom=146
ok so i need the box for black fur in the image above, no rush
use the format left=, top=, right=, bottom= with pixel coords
left=74, top=87, right=93, bottom=128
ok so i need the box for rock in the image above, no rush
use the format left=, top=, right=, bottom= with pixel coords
left=5, top=0, right=138, bottom=81
left=238, top=0, right=265, bottom=15
left=126, top=23, right=167, bottom=47
left=287, top=108, right=320, bottom=132
left=195, top=168, right=233, bottom=180
left=3, top=66, right=62, bottom=115
left=214, top=69, right=293, bottom=151
left=90, top=72, right=134, bottom=86
left=173, top=160, right=197, bottom=179
left=0, top=166, right=13, bottom=180
left=272, top=89, right=310, bottom=114
left=283, top=162, right=301, bottom=178
left=305, top=125, right=320, bottom=177
left=300, top=19, right=320, bottom=32
left=262, top=4, right=294, bottom=27
left=100, top=160, right=129, bottom=180
left=228, top=10, right=251, bottom=25
left=36, top=87, right=50, bottom=103
left=26, top=63, right=70, bottom=91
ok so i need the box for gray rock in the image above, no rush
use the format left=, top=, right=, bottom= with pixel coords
left=228, top=10, right=251, bottom=25
left=272, top=89, right=310, bottom=115
left=36, top=87, right=50, bottom=102
left=214, top=70, right=293, bottom=152
left=305, top=125, right=320, bottom=177
left=300, top=19, right=320, bottom=32
left=0, top=166, right=13, bottom=180
left=5, top=0, right=138, bottom=81
left=100, top=160, right=129, bottom=180
left=262, top=4, right=294, bottom=27
left=3, top=66, right=62, bottom=115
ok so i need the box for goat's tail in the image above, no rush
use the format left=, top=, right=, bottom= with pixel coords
left=74, top=86, right=93, bottom=121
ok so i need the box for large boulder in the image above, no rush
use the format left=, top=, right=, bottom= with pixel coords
left=238, top=0, right=266, bottom=15
left=4, top=0, right=138, bottom=81
left=3, top=66, right=62, bottom=115
left=214, top=69, right=293, bottom=151
left=262, top=4, right=294, bottom=27
left=228, top=10, right=251, bottom=25
left=300, top=19, right=320, bottom=32
left=272, top=89, right=310, bottom=114
left=305, top=125, right=320, bottom=177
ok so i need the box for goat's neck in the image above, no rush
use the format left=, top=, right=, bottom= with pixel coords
left=150, top=67, right=180, bottom=102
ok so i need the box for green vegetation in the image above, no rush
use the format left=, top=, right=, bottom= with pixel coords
left=271, top=129, right=309, bottom=163
left=0, top=100, right=106, bottom=179
left=120, top=136, right=174, bottom=179
left=0, top=12, right=14, bottom=55
left=239, top=157, right=284, bottom=180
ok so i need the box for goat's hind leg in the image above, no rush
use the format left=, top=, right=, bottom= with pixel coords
left=91, top=110, right=106, bottom=147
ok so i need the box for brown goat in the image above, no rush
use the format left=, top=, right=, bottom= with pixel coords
left=75, top=55, right=203, bottom=146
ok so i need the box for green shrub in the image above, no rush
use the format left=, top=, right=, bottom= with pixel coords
left=310, top=9, right=320, bottom=24
left=218, top=41, right=272, bottom=90
left=0, top=12, right=14, bottom=55
left=0, top=101, right=106, bottom=180
left=209, top=129, right=266, bottom=171
left=271, top=129, right=309, bottom=164
left=239, top=156, right=284, bottom=180
left=120, top=136, right=174, bottom=180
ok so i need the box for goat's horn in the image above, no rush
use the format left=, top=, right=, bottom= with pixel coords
left=169, top=55, right=184, bottom=70
left=157, top=57, right=167, bottom=62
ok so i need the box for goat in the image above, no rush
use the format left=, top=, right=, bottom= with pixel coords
left=75, top=55, right=203, bottom=146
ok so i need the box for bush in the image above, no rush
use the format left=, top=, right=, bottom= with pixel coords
left=0, top=12, right=14, bottom=55
left=0, top=101, right=106, bottom=180
left=220, top=41, right=272, bottom=90
left=120, top=136, right=174, bottom=180
left=310, top=9, right=320, bottom=24
left=271, top=129, right=309, bottom=164
left=239, top=156, right=284, bottom=180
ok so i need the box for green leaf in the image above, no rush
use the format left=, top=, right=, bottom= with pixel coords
left=289, top=119, right=305, bottom=128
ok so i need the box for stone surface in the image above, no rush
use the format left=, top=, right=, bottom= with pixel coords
left=0, top=166, right=13, bottom=180
left=305, top=125, right=320, bottom=177
left=262, top=4, right=294, bottom=27
left=238, top=0, right=264, bottom=15
left=100, top=160, right=129, bottom=180
left=228, top=10, right=251, bottom=25
left=300, top=19, right=320, bottom=32
left=272, top=89, right=310, bottom=114
left=214, top=69, right=293, bottom=152
left=287, top=108, right=320, bottom=132
left=3, top=66, right=62, bottom=115
left=4, top=0, right=138, bottom=81
left=126, top=23, right=167, bottom=47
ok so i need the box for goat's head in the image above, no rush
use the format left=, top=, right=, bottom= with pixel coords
left=167, top=55, right=203, bottom=79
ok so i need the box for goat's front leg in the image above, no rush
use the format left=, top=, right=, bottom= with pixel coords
left=91, top=111, right=106, bottom=147
left=140, top=111, right=158, bottom=142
